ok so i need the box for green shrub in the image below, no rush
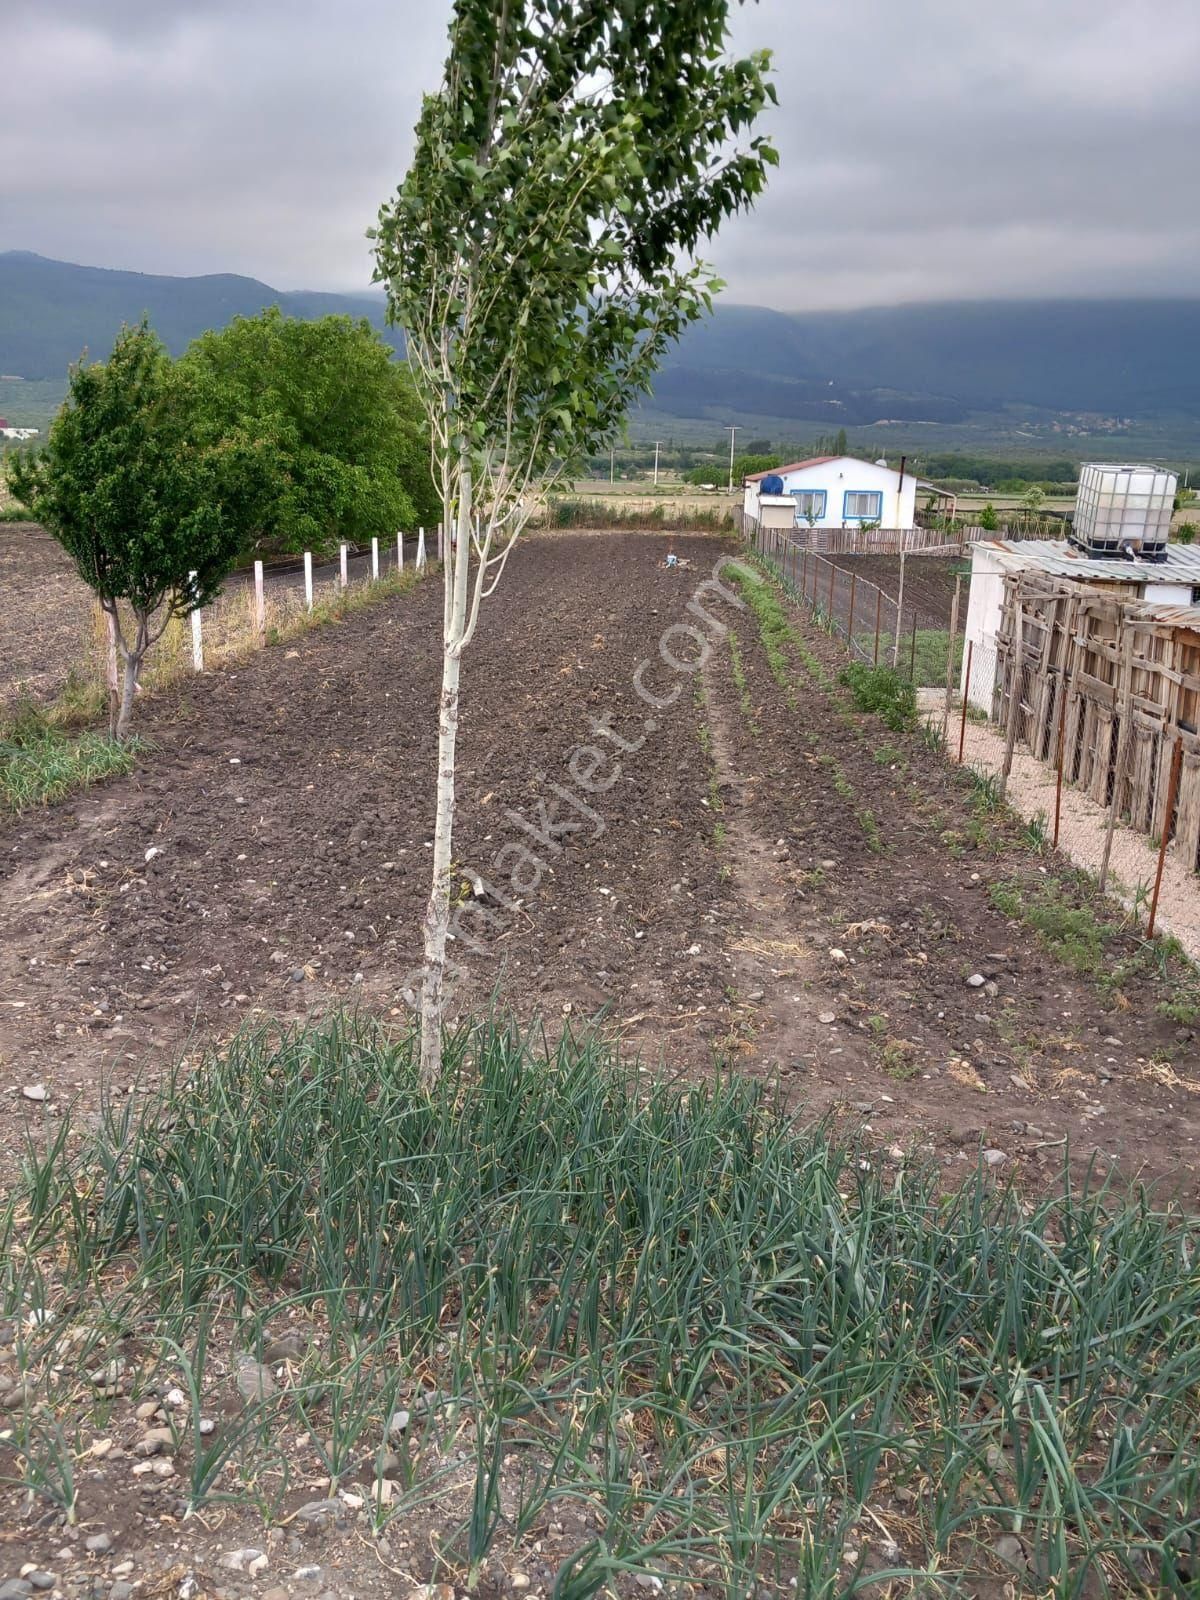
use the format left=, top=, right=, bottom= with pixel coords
left=839, top=661, right=917, bottom=730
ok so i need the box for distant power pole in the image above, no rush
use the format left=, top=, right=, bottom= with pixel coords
left=609, top=447, right=615, bottom=485
left=653, top=439, right=663, bottom=487
left=727, top=424, right=738, bottom=491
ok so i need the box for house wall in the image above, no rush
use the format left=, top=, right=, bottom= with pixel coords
left=746, top=457, right=916, bottom=531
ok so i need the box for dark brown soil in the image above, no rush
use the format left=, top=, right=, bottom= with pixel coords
left=2, top=529, right=1199, bottom=1589
left=824, top=550, right=966, bottom=624
left=701, top=576, right=1200, bottom=1200
left=0, top=525, right=96, bottom=707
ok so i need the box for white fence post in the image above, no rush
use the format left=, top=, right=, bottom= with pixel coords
left=304, top=551, right=313, bottom=612
left=253, top=560, right=265, bottom=641
left=417, top=527, right=426, bottom=569
left=339, top=543, right=349, bottom=590
left=371, top=536, right=379, bottom=581
left=188, top=571, right=203, bottom=672
left=397, top=531, right=404, bottom=570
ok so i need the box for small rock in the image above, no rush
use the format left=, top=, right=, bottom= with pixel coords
left=135, top=1400, right=159, bottom=1422
left=828, top=948, right=847, bottom=963
left=234, top=1354, right=276, bottom=1403
left=0, top=1581, right=33, bottom=1600
left=746, top=988, right=765, bottom=1002
left=294, top=1500, right=341, bottom=1525
left=377, top=1451, right=403, bottom=1476
left=983, top=1148, right=1008, bottom=1167
left=220, top=1549, right=267, bottom=1575
left=966, top=973, right=986, bottom=988
left=28, top=1579, right=56, bottom=1595
left=198, top=1417, right=215, bottom=1435
left=387, top=1409, right=411, bottom=1437
left=21, top=1084, right=48, bottom=1102
left=262, top=1331, right=307, bottom=1363
left=165, top=1387, right=187, bottom=1407
left=134, top=1428, right=175, bottom=1457
left=90, top=1358, right=125, bottom=1388
left=635, top=1578, right=663, bottom=1593
left=263, top=1590, right=290, bottom=1600
left=991, top=1535, right=1026, bottom=1568
left=144, top=846, right=163, bottom=863
left=290, top=968, right=305, bottom=984
left=852, top=1101, right=874, bottom=1113
left=85, top=1534, right=113, bottom=1555
left=109, top=1585, right=134, bottom=1600
left=293, top=1569, right=322, bottom=1583
left=179, top=1576, right=200, bottom=1600
left=511, top=1577, right=531, bottom=1592
left=817, top=1011, right=837, bottom=1025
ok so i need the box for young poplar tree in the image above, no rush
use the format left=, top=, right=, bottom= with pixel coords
left=372, top=0, right=776, bottom=1084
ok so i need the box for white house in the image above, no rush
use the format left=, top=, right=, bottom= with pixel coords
left=961, top=537, right=1200, bottom=710
left=743, top=455, right=918, bottom=531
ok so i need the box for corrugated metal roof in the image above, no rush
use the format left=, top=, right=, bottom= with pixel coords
left=972, top=539, right=1200, bottom=585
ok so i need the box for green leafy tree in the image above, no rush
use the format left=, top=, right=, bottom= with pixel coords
left=979, top=502, right=1000, bottom=532
left=373, top=0, right=776, bottom=1082
left=5, top=323, right=252, bottom=739
left=179, top=309, right=439, bottom=556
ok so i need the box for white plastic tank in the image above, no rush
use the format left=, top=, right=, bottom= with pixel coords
left=1071, top=463, right=1177, bottom=559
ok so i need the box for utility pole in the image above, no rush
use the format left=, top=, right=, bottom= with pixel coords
left=609, top=447, right=614, bottom=485
left=727, top=424, right=738, bottom=492
left=653, top=440, right=663, bottom=487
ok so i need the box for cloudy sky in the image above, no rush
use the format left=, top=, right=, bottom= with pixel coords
left=4, top=0, right=1198, bottom=310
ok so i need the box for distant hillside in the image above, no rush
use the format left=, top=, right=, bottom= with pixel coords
left=0, top=251, right=398, bottom=375
left=3, top=251, right=1199, bottom=435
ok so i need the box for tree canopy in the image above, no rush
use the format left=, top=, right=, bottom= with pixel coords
left=179, top=308, right=439, bottom=556
left=5, top=321, right=254, bottom=737
left=372, top=0, right=776, bottom=1084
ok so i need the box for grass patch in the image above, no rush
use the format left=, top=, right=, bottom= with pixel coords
left=989, top=872, right=1200, bottom=1016
left=838, top=661, right=917, bottom=732
left=6, top=1015, right=1200, bottom=1589
left=0, top=705, right=138, bottom=812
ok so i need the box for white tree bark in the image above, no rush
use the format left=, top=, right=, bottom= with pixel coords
left=419, top=463, right=474, bottom=1085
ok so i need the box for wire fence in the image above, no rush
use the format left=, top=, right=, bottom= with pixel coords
left=746, top=520, right=1200, bottom=918
left=751, top=520, right=963, bottom=688
left=42, top=530, right=439, bottom=718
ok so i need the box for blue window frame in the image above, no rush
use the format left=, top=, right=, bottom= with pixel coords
left=789, top=489, right=827, bottom=522
left=843, top=490, right=883, bottom=521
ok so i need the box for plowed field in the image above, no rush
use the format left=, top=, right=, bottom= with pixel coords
left=2, top=530, right=1197, bottom=1197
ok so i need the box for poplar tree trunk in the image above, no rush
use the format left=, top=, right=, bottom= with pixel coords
left=419, top=465, right=472, bottom=1085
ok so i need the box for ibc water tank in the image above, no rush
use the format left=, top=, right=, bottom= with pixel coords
left=1070, top=463, right=1177, bottom=561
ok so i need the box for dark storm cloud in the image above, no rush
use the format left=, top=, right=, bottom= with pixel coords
left=3, top=0, right=1198, bottom=308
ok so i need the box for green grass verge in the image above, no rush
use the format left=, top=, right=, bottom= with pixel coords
left=6, top=1015, right=1200, bottom=1589
left=0, top=711, right=138, bottom=812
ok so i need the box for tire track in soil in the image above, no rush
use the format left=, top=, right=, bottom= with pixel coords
left=711, top=569, right=1200, bottom=1198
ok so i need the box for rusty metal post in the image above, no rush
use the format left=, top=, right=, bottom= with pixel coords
left=1148, top=737, right=1184, bottom=938
left=958, top=640, right=973, bottom=763
left=848, top=571, right=858, bottom=650
left=874, top=589, right=882, bottom=664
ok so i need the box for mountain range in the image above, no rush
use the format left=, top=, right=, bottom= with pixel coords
left=3, top=250, right=1199, bottom=441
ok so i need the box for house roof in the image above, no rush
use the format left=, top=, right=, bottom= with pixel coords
left=972, top=538, right=1200, bottom=586
left=745, top=455, right=836, bottom=482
